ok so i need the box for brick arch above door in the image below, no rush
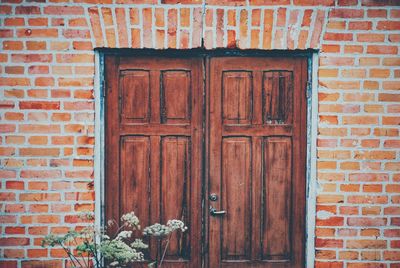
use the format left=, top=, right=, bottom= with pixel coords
left=87, top=5, right=329, bottom=50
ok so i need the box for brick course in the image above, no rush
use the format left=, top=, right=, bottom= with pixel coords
left=0, top=0, right=399, bottom=267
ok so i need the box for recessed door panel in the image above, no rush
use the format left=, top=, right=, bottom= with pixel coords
left=222, top=71, right=253, bottom=125
left=120, top=136, right=150, bottom=235
left=161, top=136, right=191, bottom=260
left=221, top=137, right=252, bottom=261
left=263, top=71, right=293, bottom=124
left=120, top=70, right=150, bottom=123
left=161, top=71, right=191, bottom=124
left=263, top=137, right=292, bottom=260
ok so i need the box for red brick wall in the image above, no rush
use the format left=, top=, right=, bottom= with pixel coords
left=0, top=0, right=399, bottom=267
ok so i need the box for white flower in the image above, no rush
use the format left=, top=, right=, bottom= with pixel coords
left=100, top=239, right=145, bottom=265
left=121, top=212, right=140, bottom=229
left=167, top=219, right=188, bottom=232
left=116, top=230, right=132, bottom=240
left=43, top=210, right=188, bottom=267
left=143, top=223, right=172, bottom=237
left=131, top=239, right=148, bottom=249
left=143, top=220, right=188, bottom=237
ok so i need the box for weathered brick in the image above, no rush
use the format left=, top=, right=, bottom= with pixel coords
left=367, top=45, right=398, bottom=54
left=348, top=217, right=387, bottom=226
left=20, top=101, right=60, bottom=110
left=0, top=238, right=30, bottom=246
left=44, top=6, right=84, bottom=15
left=16, top=6, right=40, bottom=15
left=330, top=8, right=364, bottom=18
left=377, top=21, right=400, bottom=30
left=4, top=18, right=25, bottom=26
left=347, top=240, right=387, bottom=249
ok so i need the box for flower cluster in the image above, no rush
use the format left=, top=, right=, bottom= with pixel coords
left=143, top=223, right=172, bottom=237
left=100, top=239, right=144, bottom=266
left=167, top=219, right=188, bottom=232
left=143, top=220, right=187, bottom=237
left=42, top=211, right=187, bottom=268
left=131, top=239, right=148, bottom=249
left=115, top=230, right=132, bottom=241
left=121, top=212, right=140, bottom=229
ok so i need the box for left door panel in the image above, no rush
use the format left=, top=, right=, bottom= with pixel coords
left=105, top=56, right=203, bottom=267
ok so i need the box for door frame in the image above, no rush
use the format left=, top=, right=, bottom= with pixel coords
left=94, top=49, right=319, bottom=267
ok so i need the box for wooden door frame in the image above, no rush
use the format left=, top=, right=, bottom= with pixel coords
left=94, top=49, right=318, bottom=268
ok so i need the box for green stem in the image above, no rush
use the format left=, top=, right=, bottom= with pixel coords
left=158, top=234, right=172, bottom=268
left=80, top=252, right=89, bottom=268
left=92, top=240, right=99, bottom=268
left=93, top=234, right=99, bottom=268
left=73, top=236, right=89, bottom=268
left=111, top=220, right=127, bottom=240
left=61, top=243, right=83, bottom=268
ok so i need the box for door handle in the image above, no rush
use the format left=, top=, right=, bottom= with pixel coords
left=210, top=206, right=226, bottom=216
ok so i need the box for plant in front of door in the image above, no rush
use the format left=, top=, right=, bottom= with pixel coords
left=143, top=219, right=188, bottom=267
left=41, top=211, right=187, bottom=268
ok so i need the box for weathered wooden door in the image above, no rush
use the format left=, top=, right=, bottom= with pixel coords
left=207, top=57, right=307, bottom=268
left=105, top=55, right=307, bottom=268
left=105, top=56, right=203, bottom=267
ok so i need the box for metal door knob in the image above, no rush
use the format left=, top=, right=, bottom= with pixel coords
left=209, top=193, right=218, bottom=201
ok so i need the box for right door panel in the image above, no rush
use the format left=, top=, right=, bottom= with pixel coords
left=208, top=57, right=307, bottom=268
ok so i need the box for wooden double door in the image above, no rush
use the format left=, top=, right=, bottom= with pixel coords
left=105, top=55, right=307, bottom=268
